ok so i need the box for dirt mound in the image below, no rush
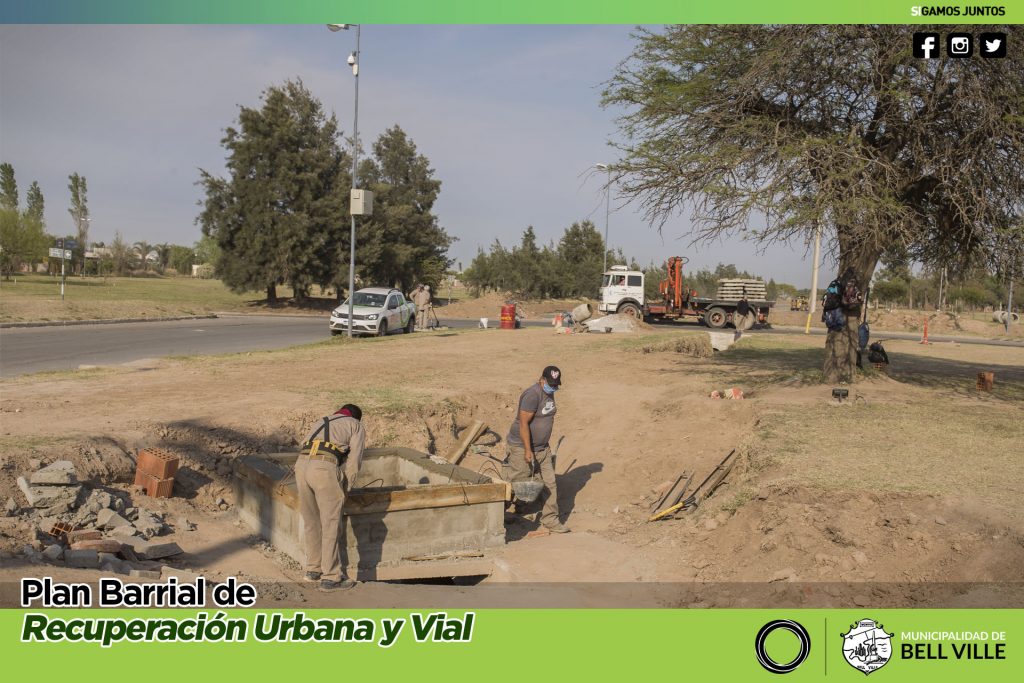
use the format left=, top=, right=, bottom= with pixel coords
left=584, top=313, right=653, bottom=333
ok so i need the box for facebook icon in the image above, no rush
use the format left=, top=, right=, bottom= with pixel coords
left=913, top=32, right=940, bottom=58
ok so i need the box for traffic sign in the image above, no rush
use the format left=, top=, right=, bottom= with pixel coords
left=48, top=248, right=72, bottom=260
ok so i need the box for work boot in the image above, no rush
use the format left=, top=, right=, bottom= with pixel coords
left=303, top=572, right=321, bottom=582
left=320, top=578, right=357, bottom=591
left=543, top=521, right=571, bottom=534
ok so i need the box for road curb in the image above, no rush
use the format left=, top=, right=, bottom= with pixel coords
left=0, top=314, right=218, bottom=329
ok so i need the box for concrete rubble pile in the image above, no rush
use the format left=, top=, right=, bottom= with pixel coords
left=6, top=459, right=187, bottom=579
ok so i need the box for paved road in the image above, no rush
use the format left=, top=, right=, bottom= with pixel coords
left=1, top=315, right=1019, bottom=379
left=0, top=315, right=544, bottom=378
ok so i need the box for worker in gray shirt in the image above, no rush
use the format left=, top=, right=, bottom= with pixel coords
left=296, top=404, right=366, bottom=591
left=503, top=366, right=570, bottom=533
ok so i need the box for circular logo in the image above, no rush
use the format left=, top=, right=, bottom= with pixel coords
left=755, top=620, right=811, bottom=674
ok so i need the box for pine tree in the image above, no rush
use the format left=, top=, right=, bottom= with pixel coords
left=26, top=181, right=44, bottom=223
left=1, top=163, right=18, bottom=211
left=557, top=220, right=605, bottom=297
left=347, top=125, right=452, bottom=292
left=198, top=79, right=349, bottom=302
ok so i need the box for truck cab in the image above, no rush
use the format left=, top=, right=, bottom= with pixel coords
left=599, top=265, right=645, bottom=318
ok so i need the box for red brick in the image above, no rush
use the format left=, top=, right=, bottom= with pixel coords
left=136, top=447, right=180, bottom=479
left=50, top=522, right=76, bottom=542
left=134, top=471, right=175, bottom=498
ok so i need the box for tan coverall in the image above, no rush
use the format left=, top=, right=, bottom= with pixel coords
left=414, top=288, right=430, bottom=330
left=295, top=415, right=365, bottom=582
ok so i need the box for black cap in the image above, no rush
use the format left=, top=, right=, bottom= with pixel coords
left=542, top=366, right=563, bottom=387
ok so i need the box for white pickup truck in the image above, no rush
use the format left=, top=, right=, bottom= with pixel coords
left=330, top=287, right=417, bottom=336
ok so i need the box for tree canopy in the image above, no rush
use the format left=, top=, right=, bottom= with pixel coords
left=198, top=79, right=348, bottom=302
left=604, top=25, right=1024, bottom=380
left=0, top=163, right=48, bottom=278
left=341, top=125, right=452, bottom=293
left=198, top=81, right=451, bottom=301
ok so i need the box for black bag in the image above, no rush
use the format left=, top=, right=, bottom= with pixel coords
left=867, top=341, right=889, bottom=365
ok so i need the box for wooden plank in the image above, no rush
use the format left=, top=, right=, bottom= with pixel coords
left=446, top=420, right=486, bottom=465
left=236, top=458, right=508, bottom=512
left=345, top=482, right=508, bottom=515
left=403, top=550, right=484, bottom=562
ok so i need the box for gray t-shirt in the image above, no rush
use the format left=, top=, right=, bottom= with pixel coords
left=507, top=383, right=556, bottom=449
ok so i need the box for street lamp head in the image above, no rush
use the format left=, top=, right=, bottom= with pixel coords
left=327, top=24, right=353, bottom=32
left=594, top=163, right=609, bottom=171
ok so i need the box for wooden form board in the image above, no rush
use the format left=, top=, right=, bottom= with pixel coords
left=235, top=455, right=507, bottom=515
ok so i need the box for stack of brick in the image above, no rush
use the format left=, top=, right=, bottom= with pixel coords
left=134, top=448, right=179, bottom=498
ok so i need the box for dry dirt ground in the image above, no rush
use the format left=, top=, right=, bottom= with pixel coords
left=0, top=326, right=1021, bottom=607
left=771, top=307, right=1024, bottom=339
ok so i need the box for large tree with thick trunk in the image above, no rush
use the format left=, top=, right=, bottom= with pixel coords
left=603, top=25, right=1024, bottom=381
left=198, top=79, right=349, bottom=303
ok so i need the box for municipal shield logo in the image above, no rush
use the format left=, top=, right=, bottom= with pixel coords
left=841, top=619, right=893, bottom=675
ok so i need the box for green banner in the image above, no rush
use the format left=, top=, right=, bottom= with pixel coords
left=1, top=0, right=1021, bottom=24
left=3, top=608, right=1022, bottom=680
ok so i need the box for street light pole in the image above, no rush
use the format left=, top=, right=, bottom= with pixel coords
left=595, top=163, right=611, bottom=274
left=329, top=23, right=362, bottom=338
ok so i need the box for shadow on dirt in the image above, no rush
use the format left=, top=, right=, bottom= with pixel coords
left=708, top=344, right=1024, bottom=400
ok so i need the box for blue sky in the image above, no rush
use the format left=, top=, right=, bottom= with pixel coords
left=0, top=24, right=834, bottom=284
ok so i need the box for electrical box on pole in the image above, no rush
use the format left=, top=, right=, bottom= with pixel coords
left=350, top=189, right=374, bottom=216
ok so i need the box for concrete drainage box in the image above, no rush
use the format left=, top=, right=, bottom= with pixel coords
left=233, top=448, right=509, bottom=581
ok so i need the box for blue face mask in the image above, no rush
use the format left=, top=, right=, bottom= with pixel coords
left=542, top=381, right=558, bottom=394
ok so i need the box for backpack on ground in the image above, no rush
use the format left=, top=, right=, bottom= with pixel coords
left=868, top=341, right=889, bottom=365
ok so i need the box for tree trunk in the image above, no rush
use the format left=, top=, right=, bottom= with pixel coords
left=822, top=245, right=880, bottom=384
left=823, top=311, right=860, bottom=383
left=266, top=284, right=277, bottom=303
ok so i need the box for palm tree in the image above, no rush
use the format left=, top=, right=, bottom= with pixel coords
left=132, top=241, right=152, bottom=271
left=155, top=243, right=172, bottom=271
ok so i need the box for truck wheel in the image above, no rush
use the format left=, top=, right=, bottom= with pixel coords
left=405, top=317, right=415, bottom=334
left=705, top=307, right=727, bottom=329
left=737, top=312, right=756, bottom=331
left=376, top=320, right=388, bottom=337
left=618, top=302, right=641, bottom=319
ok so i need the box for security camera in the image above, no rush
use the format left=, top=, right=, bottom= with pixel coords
left=347, top=53, right=356, bottom=66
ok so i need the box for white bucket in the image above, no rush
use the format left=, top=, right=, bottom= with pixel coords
left=480, top=317, right=489, bottom=329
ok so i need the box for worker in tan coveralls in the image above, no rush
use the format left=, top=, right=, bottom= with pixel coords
left=410, top=284, right=427, bottom=330
left=503, top=366, right=570, bottom=533
left=296, top=404, right=365, bottom=591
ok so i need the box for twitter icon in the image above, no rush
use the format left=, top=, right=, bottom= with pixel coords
left=980, top=32, right=1007, bottom=58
